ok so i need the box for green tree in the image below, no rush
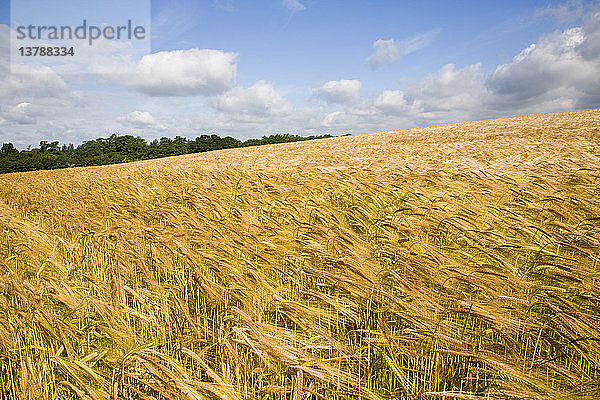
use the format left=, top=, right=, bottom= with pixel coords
left=0, top=143, right=18, bottom=156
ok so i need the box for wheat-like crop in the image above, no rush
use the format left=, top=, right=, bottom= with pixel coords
left=1, top=109, right=599, bottom=399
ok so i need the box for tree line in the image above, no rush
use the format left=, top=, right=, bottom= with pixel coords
left=0, top=133, right=333, bottom=174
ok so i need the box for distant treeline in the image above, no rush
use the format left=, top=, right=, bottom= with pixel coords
left=0, top=133, right=333, bottom=174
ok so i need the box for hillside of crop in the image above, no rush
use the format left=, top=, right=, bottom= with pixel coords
left=1, top=109, right=599, bottom=399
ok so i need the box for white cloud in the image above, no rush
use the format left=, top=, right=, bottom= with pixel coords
left=3, top=102, right=36, bottom=125
left=0, top=26, right=68, bottom=99
left=315, top=79, right=362, bottom=104
left=211, top=81, right=293, bottom=117
left=118, top=111, right=166, bottom=130
left=367, top=30, right=440, bottom=69
left=535, top=0, right=585, bottom=23
left=579, top=10, right=600, bottom=60
left=0, top=26, right=81, bottom=137
left=376, top=63, right=487, bottom=115
left=367, top=39, right=399, bottom=69
left=368, top=11, right=600, bottom=123
left=487, top=13, right=600, bottom=109
left=321, top=111, right=362, bottom=128
left=413, top=63, right=488, bottom=113
left=0, top=66, right=69, bottom=99
left=283, top=0, right=306, bottom=12
left=374, top=90, right=413, bottom=115
left=214, top=0, right=237, bottom=12
left=401, top=29, right=441, bottom=56
left=129, top=49, right=238, bottom=96
left=369, top=63, right=491, bottom=127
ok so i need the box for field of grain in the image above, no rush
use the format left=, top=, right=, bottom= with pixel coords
left=1, top=109, right=599, bottom=400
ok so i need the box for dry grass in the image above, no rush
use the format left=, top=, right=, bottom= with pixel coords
left=1, top=109, right=599, bottom=399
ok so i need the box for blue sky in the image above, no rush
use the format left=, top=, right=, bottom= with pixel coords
left=149, top=1, right=558, bottom=85
left=1, top=0, right=599, bottom=148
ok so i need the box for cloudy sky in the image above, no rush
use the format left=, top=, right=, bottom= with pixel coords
left=1, top=0, right=600, bottom=148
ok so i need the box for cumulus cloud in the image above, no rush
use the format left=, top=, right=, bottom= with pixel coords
left=3, top=102, right=36, bottom=125
left=579, top=10, right=600, bottom=60
left=487, top=13, right=600, bottom=109
left=412, top=63, right=488, bottom=113
left=118, top=111, right=166, bottom=130
left=321, top=111, right=362, bottom=128
left=129, top=49, right=238, bottom=96
left=373, top=63, right=489, bottom=123
left=367, top=39, right=399, bottom=69
left=0, top=25, right=81, bottom=139
left=374, top=90, right=413, bottom=115
left=0, top=66, right=69, bottom=99
left=283, top=0, right=306, bottom=12
left=0, top=26, right=68, bottom=99
left=211, top=81, right=293, bottom=117
left=315, top=79, right=362, bottom=104
left=368, top=11, right=600, bottom=123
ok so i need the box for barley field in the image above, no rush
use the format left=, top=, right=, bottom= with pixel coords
left=1, top=109, right=600, bottom=400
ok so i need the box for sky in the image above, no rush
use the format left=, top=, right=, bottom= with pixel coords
left=1, top=0, right=600, bottom=148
